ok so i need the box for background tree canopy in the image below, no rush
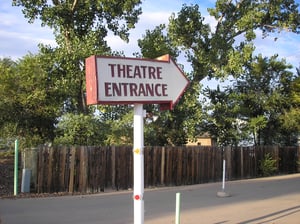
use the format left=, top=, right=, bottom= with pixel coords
left=0, top=0, right=299, bottom=147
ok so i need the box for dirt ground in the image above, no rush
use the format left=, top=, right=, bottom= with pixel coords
left=0, top=153, right=14, bottom=197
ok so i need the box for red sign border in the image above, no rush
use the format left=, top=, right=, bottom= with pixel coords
left=85, top=54, right=190, bottom=110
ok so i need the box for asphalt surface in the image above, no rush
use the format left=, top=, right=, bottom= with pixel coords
left=1, top=174, right=300, bottom=224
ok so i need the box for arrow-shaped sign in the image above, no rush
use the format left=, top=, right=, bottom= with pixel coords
left=85, top=54, right=190, bottom=110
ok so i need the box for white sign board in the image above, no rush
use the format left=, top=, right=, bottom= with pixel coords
left=86, top=55, right=190, bottom=109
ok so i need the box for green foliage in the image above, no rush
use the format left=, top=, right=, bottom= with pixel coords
left=259, top=153, right=277, bottom=177
left=103, top=110, right=133, bottom=146
left=137, top=22, right=204, bottom=145
left=97, top=105, right=134, bottom=145
left=13, top=0, right=142, bottom=42
left=13, top=0, right=142, bottom=114
left=0, top=149, right=14, bottom=158
left=248, top=116, right=268, bottom=145
left=138, top=24, right=179, bottom=59
left=0, top=56, right=59, bottom=147
left=54, top=113, right=105, bottom=146
left=5, top=0, right=300, bottom=147
left=155, top=1, right=299, bottom=146
left=168, top=1, right=300, bottom=83
left=280, top=69, right=300, bottom=137
left=202, top=86, right=242, bottom=146
left=232, top=55, right=296, bottom=145
left=202, top=55, right=298, bottom=146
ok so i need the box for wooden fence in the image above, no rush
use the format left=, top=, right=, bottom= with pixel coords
left=23, top=145, right=300, bottom=194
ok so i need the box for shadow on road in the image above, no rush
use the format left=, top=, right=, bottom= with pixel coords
left=239, top=205, right=300, bottom=224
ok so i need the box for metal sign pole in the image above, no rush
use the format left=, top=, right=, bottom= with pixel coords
left=133, top=104, right=144, bottom=224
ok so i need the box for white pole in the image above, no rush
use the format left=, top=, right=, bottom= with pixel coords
left=133, top=104, right=144, bottom=224
left=217, top=159, right=230, bottom=197
left=14, top=139, right=19, bottom=196
left=175, top=192, right=181, bottom=224
left=222, top=159, right=226, bottom=191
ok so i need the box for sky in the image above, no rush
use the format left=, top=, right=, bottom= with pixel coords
left=1, top=0, right=300, bottom=79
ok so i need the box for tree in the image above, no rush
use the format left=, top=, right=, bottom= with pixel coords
left=202, top=86, right=242, bottom=146
left=138, top=1, right=300, bottom=145
left=11, top=0, right=143, bottom=147
left=203, top=54, right=298, bottom=146
left=10, top=0, right=300, bottom=146
left=137, top=24, right=179, bottom=59
left=165, top=1, right=300, bottom=145
left=168, top=1, right=300, bottom=84
left=54, top=113, right=106, bottom=146
left=233, top=55, right=296, bottom=145
left=137, top=25, right=203, bottom=145
left=279, top=67, right=300, bottom=144
left=97, top=105, right=134, bottom=145
left=102, top=109, right=134, bottom=145
left=13, top=0, right=142, bottom=114
left=0, top=55, right=60, bottom=147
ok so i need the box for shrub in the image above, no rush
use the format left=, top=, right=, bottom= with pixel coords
left=259, top=153, right=277, bottom=176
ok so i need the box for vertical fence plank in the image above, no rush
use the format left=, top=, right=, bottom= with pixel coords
left=296, top=146, right=300, bottom=173
left=125, top=146, right=132, bottom=190
left=240, top=148, right=244, bottom=179
left=176, top=147, right=183, bottom=185
left=119, top=147, right=125, bottom=189
left=37, top=147, right=45, bottom=193
left=79, top=147, right=88, bottom=193
left=225, top=147, right=232, bottom=181
left=185, top=148, right=190, bottom=184
left=111, top=146, right=116, bottom=190
left=129, top=146, right=134, bottom=189
left=58, top=146, right=67, bottom=192
left=53, top=147, right=60, bottom=192
left=152, top=147, right=158, bottom=186
left=98, top=147, right=105, bottom=192
left=203, top=147, right=208, bottom=182
left=46, top=147, right=53, bottom=192
left=144, top=147, right=150, bottom=187
left=68, top=147, right=76, bottom=193
left=165, top=147, right=171, bottom=185
left=160, top=147, right=165, bottom=185
left=64, top=147, right=71, bottom=192
left=199, top=147, right=204, bottom=183
left=190, top=147, right=195, bottom=183
left=195, top=148, right=201, bottom=184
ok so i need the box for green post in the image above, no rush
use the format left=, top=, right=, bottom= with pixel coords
left=14, top=139, right=19, bottom=196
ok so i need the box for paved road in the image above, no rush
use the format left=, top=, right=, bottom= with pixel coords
left=1, top=174, right=300, bottom=224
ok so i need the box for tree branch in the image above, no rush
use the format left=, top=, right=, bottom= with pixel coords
left=71, top=0, right=78, bottom=12
left=52, top=0, right=60, bottom=6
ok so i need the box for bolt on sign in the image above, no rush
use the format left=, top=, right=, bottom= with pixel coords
left=85, top=54, right=190, bottom=109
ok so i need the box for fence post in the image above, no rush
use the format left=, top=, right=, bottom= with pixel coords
left=79, top=147, right=88, bottom=192
left=68, top=147, right=76, bottom=193
left=274, top=145, right=279, bottom=171
left=59, top=146, right=67, bottom=192
left=111, top=146, right=116, bottom=189
left=240, top=147, right=244, bottom=179
left=297, top=147, right=300, bottom=173
left=225, top=146, right=232, bottom=180
left=161, top=147, right=165, bottom=185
